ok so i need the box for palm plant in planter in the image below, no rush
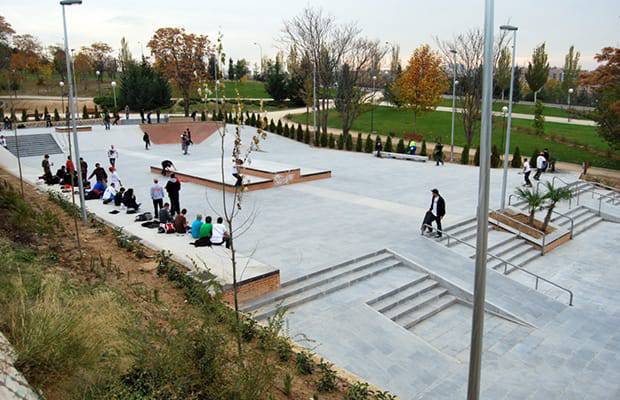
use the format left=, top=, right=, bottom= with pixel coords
left=515, top=187, right=546, bottom=226
left=541, top=182, right=574, bottom=231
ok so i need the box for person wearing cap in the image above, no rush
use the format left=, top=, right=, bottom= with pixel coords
left=423, top=188, right=446, bottom=237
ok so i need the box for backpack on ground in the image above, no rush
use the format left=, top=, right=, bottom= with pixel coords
left=135, top=212, right=153, bottom=222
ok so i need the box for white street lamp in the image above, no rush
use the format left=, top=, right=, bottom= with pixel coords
left=449, top=49, right=458, bottom=162
left=60, top=0, right=87, bottom=222
left=59, top=81, right=65, bottom=118
left=253, top=42, right=263, bottom=77
left=499, top=24, right=518, bottom=210
left=111, top=81, right=117, bottom=110
left=371, top=75, right=377, bottom=134
left=95, top=70, right=101, bottom=96
left=567, top=88, right=574, bottom=121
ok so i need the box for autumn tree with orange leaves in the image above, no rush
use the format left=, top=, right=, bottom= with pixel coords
left=393, top=44, right=447, bottom=133
left=148, top=28, right=212, bottom=116
left=580, top=47, right=620, bottom=149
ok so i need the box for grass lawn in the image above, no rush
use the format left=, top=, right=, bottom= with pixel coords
left=288, top=106, right=619, bottom=170
left=163, top=99, right=289, bottom=114
left=204, top=80, right=269, bottom=99
left=437, top=98, right=585, bottom=119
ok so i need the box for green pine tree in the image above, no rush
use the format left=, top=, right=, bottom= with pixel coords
left=364, top=134, right=374, bottom=153
left=314, top=131, right=320, bottom=146
left=304, top=128, right=311, bottom=144
left=533, top=100, right=545, bottom=135
left=34, top=109, right=40, bottom=121
left=531, top=148, right=541, bottom=165
left=201, top=111, right=206, bottom=121
left=53, top=108, right=60, bottom=122
left=218, top=109, right=224, bottom=121
left=82, top=105, right=89, bottom=119
left=355, top=133, right=363, bottom=152
left=251, top=113, right=257, bottom=127
left=384, top=136, right=393, bottom=152
left=276, top=120, right=283, bottom=135
left=460, top=145, right=470, bottom=165
left=269, top=119, right=276, bottom=132
left=474, top=146, right=481, bottom=166
left=337, top=134, right=344, bottom=150
left=511, top=146, right=523, bottom=168
left=283, top=123, right=290, bottom=137
left=297, top=124, right=304, bottom=142
left=491, top=144, right=501, bottom=168
left=345, top=134, right=353, bottom=151
left=94, top=105, right=100, bottom=118
left=21, top=109, right=28, bottom=122
left=420, top=140, right=427, bottom=156
left=320, top=131, right=328, bottom=147
left=396, top=138, right=405, bottom=153
left=43, top=106, right=49, bottom=118
left=328, top=133, right=336, bottom=148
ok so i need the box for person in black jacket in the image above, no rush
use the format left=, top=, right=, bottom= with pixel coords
left=422, top=188, right=446, bottom=237
left=165, top=174, right=181, bottom=216
left=88, top=163, right=108, bottom=183
left=122, top=188, right=141, bottom=211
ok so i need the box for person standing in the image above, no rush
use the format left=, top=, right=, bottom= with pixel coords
left=232, top=159, right=243, bottom=187
left=150, top=178, right=165, bottom=217
left=107, top=145, right=118, bottom=167
left=156, top=109, right=161, bottom=123
left=422, top=189, right=446, bottom=237
left=125, top=105, right=130, bottom=120
left=79, top=158, right=88, bottom=181
left=88, top=162, right=108, bottom=184
left=143, top=132, right=151, bottom=150
left=522, top=158, right=533, bottom=187
left=375, top=136, right=383, bottom=158
left=534, top=152, right=546, bottom=181
left=103, top=113, right=111, bottom=130
left=140, top=109, right=145, bottom=124
left=147, top=111, right=152, bottom=124
left=165, top=174, right=181, bottom=216
left=181, top=132, right=188, bottom=155
left=41, top=154, right=53, bottom=182
left=434, top=142, right=444, bottom=166
left=65, top=156, right=75, bottom=174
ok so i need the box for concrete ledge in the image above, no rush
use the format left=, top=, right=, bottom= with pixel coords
left=379, top=151, right=428, bottom=162
left=55, top=126, right=92, bottom=133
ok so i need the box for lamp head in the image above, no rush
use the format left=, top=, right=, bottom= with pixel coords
left=500, top=25, right=518, bottom=31
left=502, top=106, right=508, bottom=114
left=60, top=0, right=82, bottom=5
left=450, top=49, right=457, bottom=55
left=372, top=75, right=377, bottom=80
left=59, top=81, right=64, bottom=87
left=111, top=81, right=116, bottom=87
left=568, top=88, right=574, bottom=94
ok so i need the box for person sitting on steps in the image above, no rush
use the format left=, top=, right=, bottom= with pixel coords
left=102, top=182, right=117, bottom=204
left=191, top=216, right=213, bottom=247
left=114, top=187, right=125, bottom=207
left=191, top=214, right=203, bottom=239
left=174, top=208, right=189, bottom=234
left=210, top=217, right=231, bottom=249
left=122, top=188, right=141, bottom=212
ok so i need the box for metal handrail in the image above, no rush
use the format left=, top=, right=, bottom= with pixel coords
left=551, top=176, right=577, bottom=189
left=422, top=224, right=573, bottom=306
left=488, top=211, right=547, bottom=255
left=549, top=209, right=575, bottom=238
left=507, top=194, right=525, bottom=207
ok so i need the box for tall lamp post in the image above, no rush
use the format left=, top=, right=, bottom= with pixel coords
left=567, top=88, right=574, bottom=122
left=61, top=0, right=87, bottom=222
left=467, top=0, right=494, bottom=398
left=253, top=42, right=263, bottom=78
left=59, top=81, right=65, bottom=118
left=449, top=49, right=458, bottom=161
left=313, top=59, right=317, bottom=137
left=499, top=24, right=518, bottom=210
left=500, top=105, right=508, bottom=151
left=111, top=81, right=117, bottom=110
left=95, top=70, right=101, bottom=96
left=370, top=75, right=377, bottom=134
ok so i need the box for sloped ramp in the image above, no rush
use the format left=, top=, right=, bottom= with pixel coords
left=3, top=134, right=63, bottom=158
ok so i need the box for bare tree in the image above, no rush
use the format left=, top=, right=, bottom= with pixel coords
left=436, top=28, right=508, bottom=146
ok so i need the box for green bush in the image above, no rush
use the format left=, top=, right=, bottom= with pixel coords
left=328, top=133, right=335, bottom=149
left=269, top=119, right=276, bottom=132
left=364, top=134, right=373, bottom=153
left=396, top=138, right=405, bottom=153
left=320, top=131, right=328, bottom=147
left=304, top=128, right=311, bottom=144
left=316, top=359, right=338, bottom=392
left=34, top=108, right=40, bottom=121
left=297, top=124, right=304, bottom=142
left=531, top=148, right=541, bottom=165
left=295, top=351, right=314, bottom=375
left=533, top=100, right=544, bottom=135
left=337, top=134, right=344, bottom=150
left=93, top=105, right=100, bottom=118
left=93, top=95, right=115, bottom=110
left=355, top=133, right=363, bottom=152
left=511, top=146, right=523, bottom=168
left=420, top=140, right=427, bottom=156
left=460, top=145, right=470, bottom=165
left=491, top=144, right=501, bottom=168
left=384, top=136, right=393, bottom=153
left=276, top=120, right=283, bottom=135
left=53, top=108, right=60, bottom=122
left=314, top=131, right=320, bottom=146
left=251, top=113, right=257, bottom=127
left=201, top=111, right=206, bottom=121
left=82, top=105, right=89, bottom=119
left=43, top=106, right=49, bottom=118
left=474, top=146, right=480, bottom=166
left=345, top=134, right=353, bottom=151
left=21, top=109, right=27, bottom=122
left=283, top=123, right=290, bottom=138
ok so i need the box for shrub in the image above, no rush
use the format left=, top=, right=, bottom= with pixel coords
left=93, top=105, right=100, bottom=118
left=304, top=128, right=311, bottom=144
left=34, top=108, right=40, bottom=121
left=240, top=317, right=258, bottom=342
left=276, top=338, right=292, bottom=361
left=316, top=359, right=337, bottom=392
left=345, top=382, right=371, bottom=400
left=396, top=138, right=405, bottom=153
left=251, top=113, right=257, bottom=127
left=283, top=123, right=290, bottom=138
left=201, top=110, right=206, bottom=121
left=384, top=136, right=393, bottom=153
left=21, top=109, right=28, bottom=122
left=53, top=108, right=60, bottom=122
left=420, top=140, right=427, bottom=156
left=82, top=105, right=89, bottom=119
left=276, top=120, right=283, bottom=135
left=345, top=133, right=353, bottom=151
left=337, top=133, right=344, bottom=149
left=320, top=131, right=328, bottom=147
left=364, top=134, right=373, bottom=153
left=355, top=133, right=363, bottom=152
left=295, top=351, right=314, bottom=375
left=43, top=106, right=49, bottom=118
left=533, top=100, right=544, bottom=135
left=269, top=119, right=276, bottom=132
left=491, top=144, right=501, bottom=168
left=314, top=131, right=320, bottom=146
left=283, top=373, right=293, bottom=397
left=474, top=146, right=480, bottom=166
left=217, top=109, right=224, bottom=121
left=531, top=148, right=540, bottom=165
left=460, top=145, right=470, bottom=165
left=263, top=117, right=268, bottom=129
left=511, top=146, right=523, bottom=168
left=297, top=124, right=304, bottom=142
left=328, top=133, right=335, bottom=148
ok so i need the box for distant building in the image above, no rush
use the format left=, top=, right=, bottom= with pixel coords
left=549, top=67, right=564, bottom=81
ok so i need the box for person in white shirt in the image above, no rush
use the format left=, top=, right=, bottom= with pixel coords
left=534, top=153, right=546, bottom=181
left=107, top=145, right=119, bottom=167
left=232, top=159, right=243, bottom=187
left=522, top=158, right=532, bottom=187
left=102, top=182, right=117, bottom=204
left=109, top=167, right=122, bottom=188
left=150, top=178, right=165, bottom=217
left=210, top=217, right=230, bottom=248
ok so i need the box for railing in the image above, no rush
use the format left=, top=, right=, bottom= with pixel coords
left=507, top=194, right=524, bottom=208
left=423, top=224, right=574, bottom=306
left=549, top=209, right=575, bottom=238
left=488, top=211, right=547, bottom=255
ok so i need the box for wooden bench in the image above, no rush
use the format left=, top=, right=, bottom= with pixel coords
left=379, top=151, right=428, bottom=162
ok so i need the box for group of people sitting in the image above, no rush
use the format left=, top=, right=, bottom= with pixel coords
left=156, top=204, right=230, bottom=249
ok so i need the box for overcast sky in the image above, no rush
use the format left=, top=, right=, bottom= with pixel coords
left=3, top=0, right=619, bottom=70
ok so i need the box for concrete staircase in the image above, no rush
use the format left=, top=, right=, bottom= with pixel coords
left=3, top=134, right=63, bottom=158
left=550, top=205, right=604, bottom=237
left=367, top=275, right=457, bottom=329
left=240, top=250, right=403, bottom=321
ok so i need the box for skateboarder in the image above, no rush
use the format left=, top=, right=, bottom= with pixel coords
left=421, top=189, right=446, bottom=238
